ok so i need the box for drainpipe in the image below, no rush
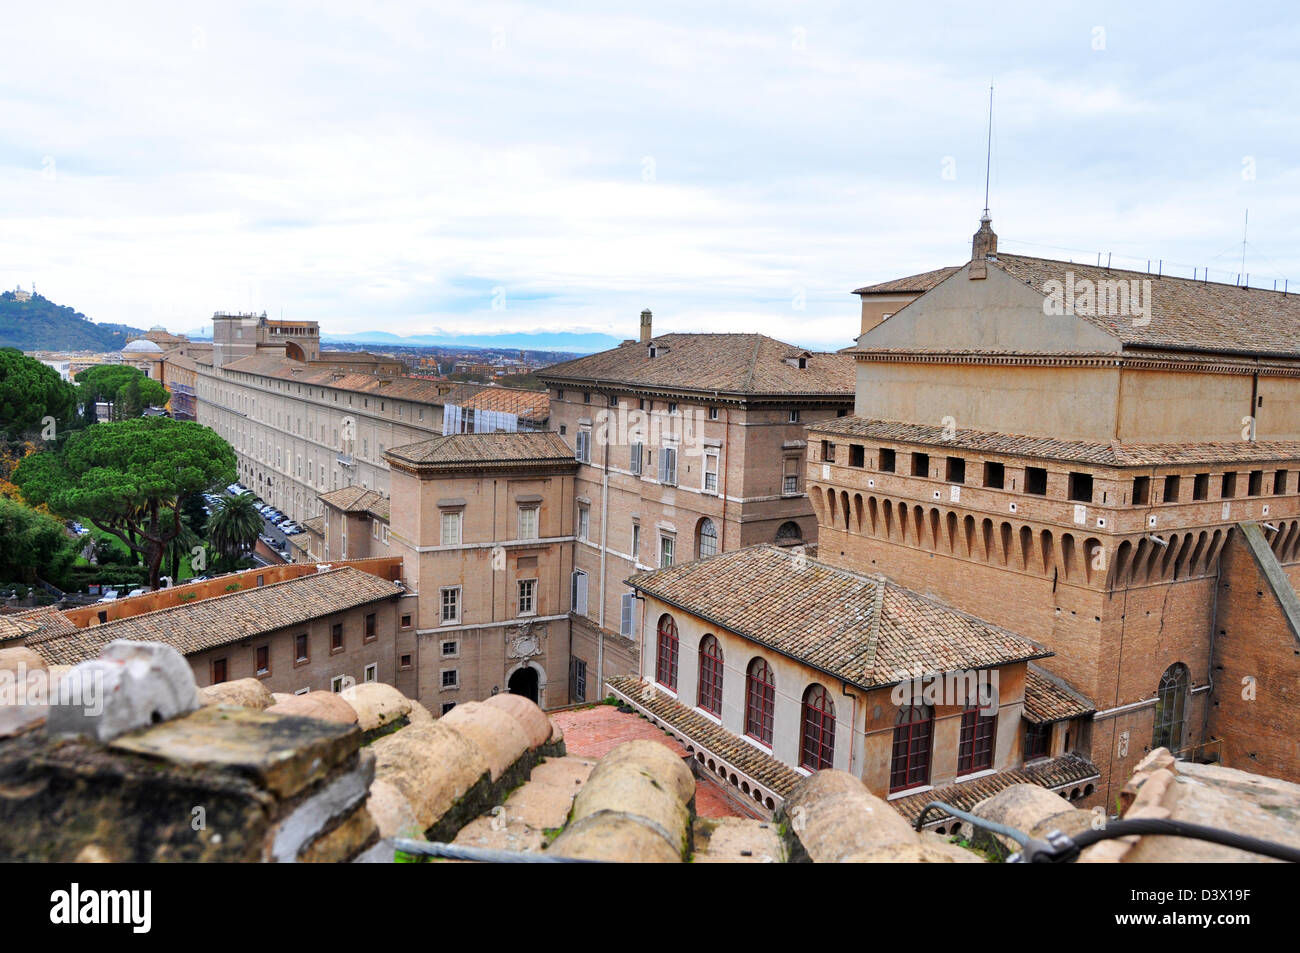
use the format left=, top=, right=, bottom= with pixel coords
left=841, top=682, right=860, bottom=776
left=720, top=398, right=730, bottom=551
left=597, top=421, right=610, bottom=693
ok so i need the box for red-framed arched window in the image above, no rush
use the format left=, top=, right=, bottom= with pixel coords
left=890, top=705, right=933, bottom=792
left=957, top=705, right=996, bottom=774
left=745, top=657, right=775, bottom=746
left=697, top=635, right=724, bottom=716
left=655, top=614, right=679, bottom=691
left=799, top=685, right=836, bottom=770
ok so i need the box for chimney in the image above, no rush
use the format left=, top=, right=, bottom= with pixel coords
left=971, top=213, right=997, bottom=262
left=639, top=309, right=653, bottom=344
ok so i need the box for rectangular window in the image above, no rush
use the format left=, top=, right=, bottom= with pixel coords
left=575, top=429, right=591, bottom=463
left=441, top=669, right=459, bottom=689
left=518, top=506, right=539, bottom=541
left=821, top=440, right=836, bottom=464
left=569, top=657, right=587, bottom=703
left=441, top=702, right=456, bottom=715
left=577, top=506, right=590, bottom=541
left=879, top=448, right=897, bottom=473
left=440, top=587, right=460, bottom=624
left=441, top=640, right=458, bottom=657
left=1248, top=469, right=1263, bottom=496
left=1222, top=472, right=1238, bottom=498
left=364, top=612, right=376, bottom=641
left=1164, top=474, right=1181, bottom=503
left=703, top=451, right=719, bottom=492
left=708, top=406, right=719, bottom=420
left=1024, top=721, right=1052, bottom=761
left=400, top=654, right=412, bottom=669
left=294, top=634, right=309, bottom=663
left=958, top=709, right=997, bottom=774
left=630, top=442, right=643, bottom=475
left=789, top=409, right=800, bottom=423
left=571, top=570, right=589, bottom=616
left=782, top=456, right=800, bottom=495
left=212, top=657, right=228, bottom=684
left=1132, top=476, right=1150, bottom=505
left=400, top=614, right=412, bottom=628
left=659, top=447, right=678, bottom=486
left=1068, top=472, right=1094, bottom=503
left=668, top=402, right=678, bottom=415
left=518, top=578, right=536, bottom=615
left=911, top=452, right=930, bottom=478
left=331, top=623, right=343, bottom=652
left=1275, top=470, right=1288, bottom=494
left=440, top=510, right=462, bottom=546
left=1025, top=466, right=1048, bottom=495
left=849, top=444, right=866, bottom=468
left=631, top=523, right=640, bottom=561
left=946, top=456, right=966, bottom=484
left=1193, top=472, right=1209, bottom=500
left=983, top=461, right=1005, bottom=489
left=659, top=535, right=675, bottom=568
left=331, top=676, right=345, bottom=693
left=364, top=663, right=377, bottom=683
left=620, top=593, right=635, bottom=637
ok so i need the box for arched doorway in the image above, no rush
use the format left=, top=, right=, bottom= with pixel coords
left=508, top=665, right=540, bottom=703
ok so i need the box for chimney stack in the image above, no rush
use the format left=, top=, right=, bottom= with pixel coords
left=971, top=213, right=997, bottom=261
left=639, top=309, right=653, bottom=344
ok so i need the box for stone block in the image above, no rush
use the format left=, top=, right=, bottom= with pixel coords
left=439, top=701, right=530, bottom=781
left=340, top=682, right=411, bottom=732
left=266, top=691, right=358, bottom=725
left=199, top=678, right=275, bottom=710
left=483, top=693, right=551, bottom=748
left=48, top=640, right=200, bottom=742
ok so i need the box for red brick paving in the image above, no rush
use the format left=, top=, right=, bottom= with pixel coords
left=552, top=704, right=763, bottom=819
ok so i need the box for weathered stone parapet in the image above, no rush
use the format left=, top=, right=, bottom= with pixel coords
left=777, top=770, right=982, bottom=863
left=199, top=677, right=274, bottom=710
left=546, top=740, right=696, bottom=862
left=969, top=783, right=1095, bottom=857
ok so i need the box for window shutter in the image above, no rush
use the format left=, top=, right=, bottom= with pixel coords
left=620, top=593, right=635, bottom=636
left=665, top=448, right=677, bottom=485
left=630, top=442, right=642, bottom=475
left=572, top=571, right=588, bottom=616
left=658, top=451, right=667, bottom=483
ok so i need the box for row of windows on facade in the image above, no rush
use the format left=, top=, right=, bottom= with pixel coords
left=828, top=442, right=1294, bottom=506
left=572, top=436, right=743, bottom=493
left=434, top=578, right=538, bottom=624
left=207, top=374, right=432, bottom=424
left=208, top=613, right=383, bottom=683
left=436, top=506, right=539, bottom=546
left=652, top=615, right=1034, bottom=790
left=557, top=389, right=815, bottom=424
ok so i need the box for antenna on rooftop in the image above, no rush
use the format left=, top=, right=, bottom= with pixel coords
left=981, top=82, right=994, bottom=221
left=1241, top=209, right=1249, bottom=286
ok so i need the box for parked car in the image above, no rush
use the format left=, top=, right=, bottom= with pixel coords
left=126, top=587, right=147, bottom=598
left=97, top=589, right=120, bottom=603
left=280, top=522, right=301, bottom=535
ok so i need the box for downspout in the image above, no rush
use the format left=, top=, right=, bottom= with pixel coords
left=598, top=422, right=610, bottom=693
left=720, top=398, right=730, bottom=551
left=841, top=682, right=860, bottom=776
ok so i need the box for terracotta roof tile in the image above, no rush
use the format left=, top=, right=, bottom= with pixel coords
left=28, top=568, right=400, bottom=666
left=605, top=675, right=802, bottom=797
left=853, top=266, right=962, bottom=295
left=385, top=431, right=576, bottom=469
left=812, top=416, right=1300, bottom=468
left=538, top=334, right=855, bottom=397
left=627, top=545, right=1047, bottom=690
left=890, top=753, right=1101, bottom=827
left=318, top=487, right=389, bottom=521
left=1024, top=664, right=1096, bottom=724
left=0, top=607, right=77, bottom=644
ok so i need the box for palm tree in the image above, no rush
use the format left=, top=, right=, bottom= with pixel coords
left=208, top=492, right=263, bottom=570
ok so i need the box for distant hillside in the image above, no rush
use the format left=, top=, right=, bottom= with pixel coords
left=0, top=291, right=144, bottom=351
left=322, top=329, right=623, bottom=354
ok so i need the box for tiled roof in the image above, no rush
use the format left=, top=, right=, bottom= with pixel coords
left=459, top=387, right=550, bottom=420
left=318, top=487, right=389, bottom=520
left=1024, top=665, right=1096, bottom=724
left=890, top=753, right=1101, bottom=827
left=990, top=254, right=1300, bottom=359
left=0, top=607, right=77, bottom=644
left=627, top=545, right=1047, bottom=691
left=812, top=415, right=1300, bottom=468
left=385, top=431, right=576, bottom=469
left=538, top=334, right=855, bottom=397
left=300, top=516, right=325, bottom=536
left=605, top=675, right=802, bottom=797
left=27, top=568, right=400, bottom=666
left=853, top=266, right=962, bottom=296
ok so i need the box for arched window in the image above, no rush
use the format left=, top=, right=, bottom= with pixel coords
left=1153, top=662, right=1189, bottom=753
left=776, top=521, right=802, bottom=546
left=745, top=658, right=775, bottom=746
left=697, top=635, right=724, bottom=716
left=655, top=614, right=679, bottom=691
left=697, top=518, right=719, bottom=559
left=890, top=705, right=933, bottom=792
left=800, top=685, right=836, bottom=770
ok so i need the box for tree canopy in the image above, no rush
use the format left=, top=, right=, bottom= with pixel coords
left=0, top=497, right=76, bottom=585
left=13, top=417, right=236, bottom=589
left=75, top=364, right=168, bottom=419
left=0, top=348, right=78, bottom=439
left=209, top=492, right=263, bottom=569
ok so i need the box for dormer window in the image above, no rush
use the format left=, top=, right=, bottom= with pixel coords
left=648, top=346, right=657, bottom=358
left=798, top=356, right=808, bottom=369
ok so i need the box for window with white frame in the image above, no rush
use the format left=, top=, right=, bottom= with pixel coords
left=364, top=663, right=377, bottom=683
left=783, top=456, right=800, bottom=495
left=518, top=578, right=536, bottom=615
left=697, top=518, right=718, bottom=559
left=620, top=592, right=636, bottom=637
left=440, top=586, right=461, bottom=624
left=575, top=429, right=591, bottom=463
left=441, top=669, right=459, bottom=690
left=658, top=447, right=678, bottom=486
left=703, top=451, right=719, bottom=492
left=571, top=570, right=588, bottom=616
left=659, top=534, right=675, bottom=568
left=631, top=522, right=640, bottom=561
left=518, top=506, right=539, bottom=540
left=577, top=505, right=590, bottom=541
left=630, top=442, right=643, bottom=475
left=440, top=509, right=462, bottom=546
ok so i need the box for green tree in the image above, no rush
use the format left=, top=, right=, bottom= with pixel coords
left=0, top=348, right=77, bottom=439
left=13, top=417, right=236, bottom=589
left=208, top=492, right=263, bottom=570
left=0, top=497, right=76, bottom=585
left=75, top=365, right=167, bottom=420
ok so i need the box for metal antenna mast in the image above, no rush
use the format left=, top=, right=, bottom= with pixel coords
left=982, top=83, right=994, bottom=218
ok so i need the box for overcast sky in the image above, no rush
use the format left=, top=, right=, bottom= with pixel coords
left=4, top=2, right=1298, bottom=350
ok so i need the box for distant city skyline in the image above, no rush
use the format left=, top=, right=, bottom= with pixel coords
left=3, top=1, right=1298, bottom=351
